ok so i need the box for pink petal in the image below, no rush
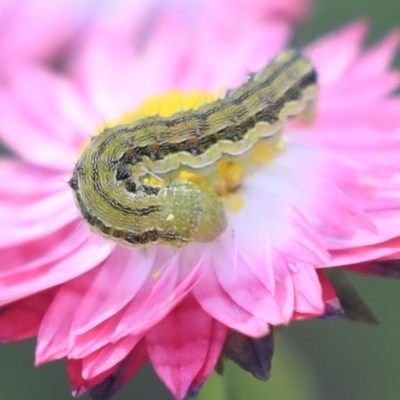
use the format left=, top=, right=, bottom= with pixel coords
left=194, top=262, right=271, bottom=337
left=0, top=159, right=64, bottom=199
left=86, top=339, right=148, bottom=398
left=107, top=246, right=207, bottom=340
left=290, top=262, right=324, bottom=316
left=68, top=358, right=114, bottom=397
left=201, top=0, right=311, bottom=23
left=293, top=270, right=341, bottom=320
left=0, top=0, right=106, bottom=62
left=328, top=237, right=400, bottom=267
left=146, top=295, right=227, bottom=400
left=198, top=184, right=330, bottom=333
left=72, top=13, right=192, bottom=121
left=178, top=20, right=293, bottom=91
left=234, top=182, right=329, bottom=264
left=81, top=334, right=143, bottom=379
left=69, top=314, right=126, bottom=359
left=322, top=74, right=400, bottom=109
left=259, top=169, right=377, bottom=247
left=0, top=189, right=79, bottom=247
left=72, top=0, right=302, bottom=119
left=0, top=161, right=75, bottom=244
left=68, top=340, right=147, bottom=397
left=0, top=222, right=85, bottom=278
left=307, top=118, right=400, bottom=154
left=210, top=233, right=291, bottom=325
left=68, top=245, right=208, bottom=357
left=273, top=142, right=400, bottom=248
left=306, top=20, right=369, bottom=85
left=35, top=268, right=101, bottom=364
left=188, top=319, right=228, bottom=397
left=0, top=289, right=57, bottom=342
left=347, top=29, right=400, bottom=79
left=0, top=231, right=113, bottom=305
left=366, top=209, right=400, bottom=241
left=0, top=66, right=97, bottom=170
left=70, top=246, right=152, bottom=334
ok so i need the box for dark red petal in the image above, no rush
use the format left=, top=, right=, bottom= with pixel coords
left=317, top=270, right=344, bottom=320
left=187, top=319, right=228, bottom=398
left=68, top=358, right=112, bottom=397
left=323, top=269, right=378, bottom=324
left=89, top=340, right=148, bottom=400
left=345, top=259, right=400, bottom=278
left=68, top=340, right=147, bottom=398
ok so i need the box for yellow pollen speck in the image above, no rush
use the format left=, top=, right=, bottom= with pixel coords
left=253, top=145, right=270, bottom=163
left=217, top=161, right=244, bottom=182
left=225, top=193, right=245, bottom=213
left=166, top=213, right=175, bottom=221
left=152, top=270, right=162, bottom=280
left=177, top=170, right=205, bottom=186
left=252, top=140, right=282, bottom=162
left=275, top=141, right=285, bottom=151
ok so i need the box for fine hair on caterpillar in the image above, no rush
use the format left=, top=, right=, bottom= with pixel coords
left=69, top=50, right=318, bottom=248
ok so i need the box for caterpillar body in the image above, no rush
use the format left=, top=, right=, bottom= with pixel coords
left=69, top=50, right=317, bottom=248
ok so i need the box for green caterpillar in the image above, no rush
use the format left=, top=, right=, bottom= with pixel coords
left=69, top=50, right=317, bottom=248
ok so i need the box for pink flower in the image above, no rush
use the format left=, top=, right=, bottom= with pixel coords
left=0, top=0, right=175, bottom=67
left=0, top=1, right=399, bottom=399
left=0, top=0, right=309, bottom=74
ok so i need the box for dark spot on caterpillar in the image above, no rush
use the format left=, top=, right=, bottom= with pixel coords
left=68, top=177, right=79, bottom=190
left=188, top=146, right=201, bottom=155
left=255, top=109, right=279, bottom=124
left=284, top=88, right=302, bottom=101
left=112, top=229, right=123, bottom=239
left=245, top=72, right=256, bottom=83
left=116, top=167, right=131, bottom=181
left=83, top=211, right=97, bottom=226
left=76, top=165, right=85, bottom=174
left=147, top=150, right=159, bottom=161
left=124, top=180, right=137, bottom=193
left=136, top=185, right=161, bottom=196
left=125, top=229, right=159, bottom=244
left=100, top=224, right=111, bottom=235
